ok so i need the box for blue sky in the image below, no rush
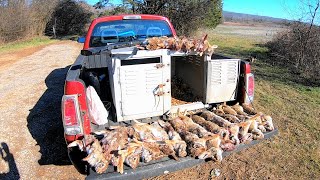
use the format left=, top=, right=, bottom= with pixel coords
left=223, top=0, right=303, bottom=20
left=86, top=0, right=311, bottom=21
left=87, top=0, right=121, bottom=5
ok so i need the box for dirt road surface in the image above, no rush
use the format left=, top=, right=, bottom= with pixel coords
left=0, top=41, right=84, bottom=179
left=0, top=40, right=279, bottom=180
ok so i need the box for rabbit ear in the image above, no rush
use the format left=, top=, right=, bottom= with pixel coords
left=117, top=149, right=126, bottom=155
left=249, top=113, right=261, bottom=121
left=131, top=138, right=143, bottom=145
left=183, top=109, right=187, bottom=116
left=129, top=142, right=141, bottom=148
left=171, top=153, right=179, bottom=161
left=92, top=130, right=109, bottom=135
left=82, top=152, right=93, bottom=161
left=132, top=119, right=144, bottom=124
left=197, top=149, right=211, bottom=159
left=201, top=34, right=208, bottom=42
left=177, top=108, right=180, bottom=117
left=108, top=125, right=121, bottom=130
left=67, top=140, right=84, bottom=150
left=117, top=155, right=125, bottom=174
left=157, top=120, right=166, bottom=127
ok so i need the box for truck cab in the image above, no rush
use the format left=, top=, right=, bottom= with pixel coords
left=62, top=14, right=255, bottom=174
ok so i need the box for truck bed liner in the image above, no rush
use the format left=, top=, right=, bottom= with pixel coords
left=86, top=129, right=278, bottom=180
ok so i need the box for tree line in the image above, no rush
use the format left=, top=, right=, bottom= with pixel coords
left=0, top=0, right=93, bottom=44
left=0, top=0, right=57, bottom=43
left=97, top=0, right=223, bottom=35
left=0, top=0, right=223, bottom=44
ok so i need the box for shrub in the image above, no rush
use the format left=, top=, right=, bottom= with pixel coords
left=267, top=22, right=320, bottom=81
left=0, top=0, right=57, bottom=43
left=45, top=0, right=93, bottom=36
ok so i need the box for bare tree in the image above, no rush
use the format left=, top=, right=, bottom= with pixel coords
left=0, top=0, right=58, bottom=43
left=267, top=0, right=320, bottom=81
left=298, top=0, right=319, bottom=68
left=45, top=0, right=93, bottom=36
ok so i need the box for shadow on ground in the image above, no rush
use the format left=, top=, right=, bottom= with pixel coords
left=0, top=142, right=20, bottom=180
left=27, top=66, right=71, bottom=165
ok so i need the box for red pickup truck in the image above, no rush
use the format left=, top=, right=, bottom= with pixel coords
left=62, top=14, right=272, bottom=179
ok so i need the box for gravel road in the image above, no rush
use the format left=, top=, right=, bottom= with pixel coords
left=0, top=41, right=84, bottom=179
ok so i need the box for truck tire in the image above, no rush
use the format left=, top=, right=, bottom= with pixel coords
left=68, top=147, right=89, bottom=175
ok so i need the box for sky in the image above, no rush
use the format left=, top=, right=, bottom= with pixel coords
left=223, top=0, right=304, bottom=20
left=86, top=0, right=314, bottom=21
left=87, top=0, right=122, bottom=5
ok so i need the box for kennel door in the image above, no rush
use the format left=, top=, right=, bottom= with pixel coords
left=119, top=63, right=165, bottom=119
left=205, top=59, right=240, bottom=103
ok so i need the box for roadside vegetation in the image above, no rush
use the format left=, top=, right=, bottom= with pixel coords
left=0, top=36, right=57, bottom=53
left=0, top=0, right=223, bottom=53
left=267, top=0, right=320, bottom=84
left=0, top=0, right=93, bottom=53
left=267, top=22, right=320, bottom=84
left=0, top=0, right=93, bottom=45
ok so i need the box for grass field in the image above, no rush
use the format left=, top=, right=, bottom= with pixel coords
left=0, top=36, right=57, bottom=53
left=207, top=24, right=320, bottom=179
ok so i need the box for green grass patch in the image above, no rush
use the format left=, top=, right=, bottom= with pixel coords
left=259, top=92, right=278, bottom=104
left=197, top=28, right=269, bottom=58
left=0, top=36, right=58, bottom=53
left=210, top=34, right=268, bottom=58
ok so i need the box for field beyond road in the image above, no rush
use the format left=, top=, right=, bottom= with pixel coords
left=0, top=23, right=319, bottom=179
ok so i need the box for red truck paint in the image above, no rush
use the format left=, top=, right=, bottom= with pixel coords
left=239, top=62, right=254, bottom=104
left=83, top=14, right=177, bottom=50
left=64, top=81, right=91, bottom=142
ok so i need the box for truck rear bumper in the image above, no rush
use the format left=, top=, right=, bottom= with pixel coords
left=86, top=129, right=278, bottom=180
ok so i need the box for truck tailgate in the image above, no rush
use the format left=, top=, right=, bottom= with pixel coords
left=86, top=129, right=278, bottom=180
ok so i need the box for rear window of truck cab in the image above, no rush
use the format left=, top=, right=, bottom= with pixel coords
left=89, top=19, right=173, bottom=47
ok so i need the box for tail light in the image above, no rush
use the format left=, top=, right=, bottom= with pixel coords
left=240, top=62, right=255, bottom=104
left=245, top=73, right=254, bottom=103
left=62, top=95, right=83, bottom=135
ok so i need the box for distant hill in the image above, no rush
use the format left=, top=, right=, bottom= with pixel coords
left=223, top=11, right=291, bottom=26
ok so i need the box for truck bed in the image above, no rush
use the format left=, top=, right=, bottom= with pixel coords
left=86, top=129, right=278, bottom=180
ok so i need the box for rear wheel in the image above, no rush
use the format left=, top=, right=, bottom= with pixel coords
left=68, top=147, right=89, bottom=175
